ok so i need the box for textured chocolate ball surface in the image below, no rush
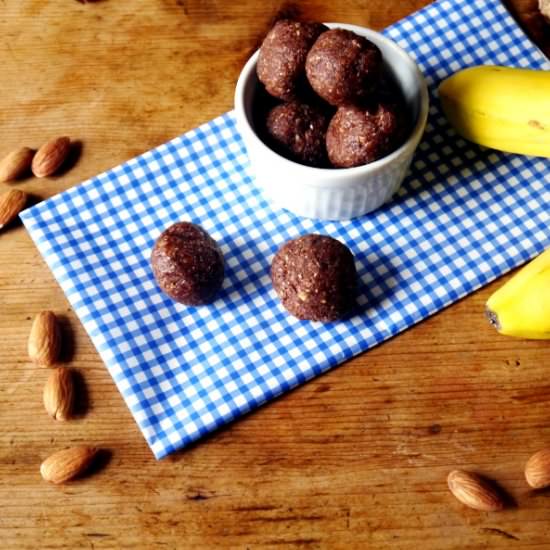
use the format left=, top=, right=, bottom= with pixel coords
left=326, top=101, right=404, bottom=167
left=151, top=222, right=224, bottom=306
left=257, top=20, right=328, bottom=101
left=305, top=29, right=382, bottom=106
left=271, top=234, right=357, bottom=322
left=265, top=101, right=330, bottom=167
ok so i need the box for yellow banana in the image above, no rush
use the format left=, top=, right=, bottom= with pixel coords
left=438, top=66, right=550, bottom=158
left=486, top=247, right=550, bottom=339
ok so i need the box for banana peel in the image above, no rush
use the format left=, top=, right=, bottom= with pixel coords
left=438, top=66, right=550, bottom=158
left=486, top=247, right=550, bottom=339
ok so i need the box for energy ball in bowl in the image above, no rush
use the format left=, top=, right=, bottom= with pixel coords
left=305, top=29, right=382, bottom=106
left=151, top=222, right=224, bottom=306
left=271, top=234, right=357, bottom=322
left=265, top=100, right=330, bottom=167
left=326, top=101, right=405, bottom=168
left=257, top=20, right=328, bottom=101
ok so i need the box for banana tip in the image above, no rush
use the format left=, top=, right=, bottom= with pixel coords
left=485, top=306, right=501, bottom=331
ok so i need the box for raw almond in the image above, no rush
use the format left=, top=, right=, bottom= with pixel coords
left=28, top=310, right=61, bottom=366
left=447, top=470, right=504, bottom=512
left=525, top=448, right=550, bottom=489
left=32, top=136, right=71, bottom=178
left=43, top=368, right=75, bottom=420
left=40, top=446, right=98, bottom=484
left=0, top=189, right=27, bottom=230
left=0, top=147, right=34, bottom=182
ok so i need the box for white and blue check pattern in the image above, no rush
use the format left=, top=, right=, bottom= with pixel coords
left=21, top=0, right=550, bottom=458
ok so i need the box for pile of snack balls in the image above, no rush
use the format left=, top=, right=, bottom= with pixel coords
left=256, top=20, right=408, bottom=169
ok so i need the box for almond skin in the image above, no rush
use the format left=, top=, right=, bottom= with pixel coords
left=447, top=470, right=504, bottom=512
left=0, top=189, right=27, bottom=230
left=0, top=147, right=35, bottom=182
left=43, top=368, right=75, bottom=420
left=525, top=448, right=550, bottom=489
left=32, top=137, right=71, bottom=178
left=40, top=446, right=98, bottom=484
left=28, top=311, right=61, bottom=366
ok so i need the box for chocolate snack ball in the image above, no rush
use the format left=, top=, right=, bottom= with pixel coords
left=326, top=101, right=404, bottom=168
left=257, top=20, right=328, bottom=101
left=151, top=222, right=224, bottom=306
left=305, top=29, right=382, bottom=106
left=271, top=234, right=357, bottom=322
left=265, top=101, right=330, bottom=167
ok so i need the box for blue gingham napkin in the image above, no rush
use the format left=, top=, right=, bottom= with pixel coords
left=21, top=0, right=549, bottom=458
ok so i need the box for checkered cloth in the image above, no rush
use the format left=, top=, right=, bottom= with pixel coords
left=21, top=0, right=550, bottom=459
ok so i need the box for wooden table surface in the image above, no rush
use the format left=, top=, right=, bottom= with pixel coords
left=1, top=1, right=549, bottom=548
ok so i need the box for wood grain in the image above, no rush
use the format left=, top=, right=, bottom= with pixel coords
left=1, top=1, right=549, bottom=548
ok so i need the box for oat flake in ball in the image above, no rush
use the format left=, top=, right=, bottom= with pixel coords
left=257, top=20, right=328, bottom=101
left=271, top=234, right=357, bottom=322
left=151, top=222, right=224, bottom=306
left=326, top=101, right=404, bottom=168
left=305, top=29, right=382, bottom=106
left=265, top=100, right=330, bottom=167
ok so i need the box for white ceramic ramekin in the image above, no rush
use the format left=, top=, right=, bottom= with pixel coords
left=234, top=23, right=429, bottom=221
